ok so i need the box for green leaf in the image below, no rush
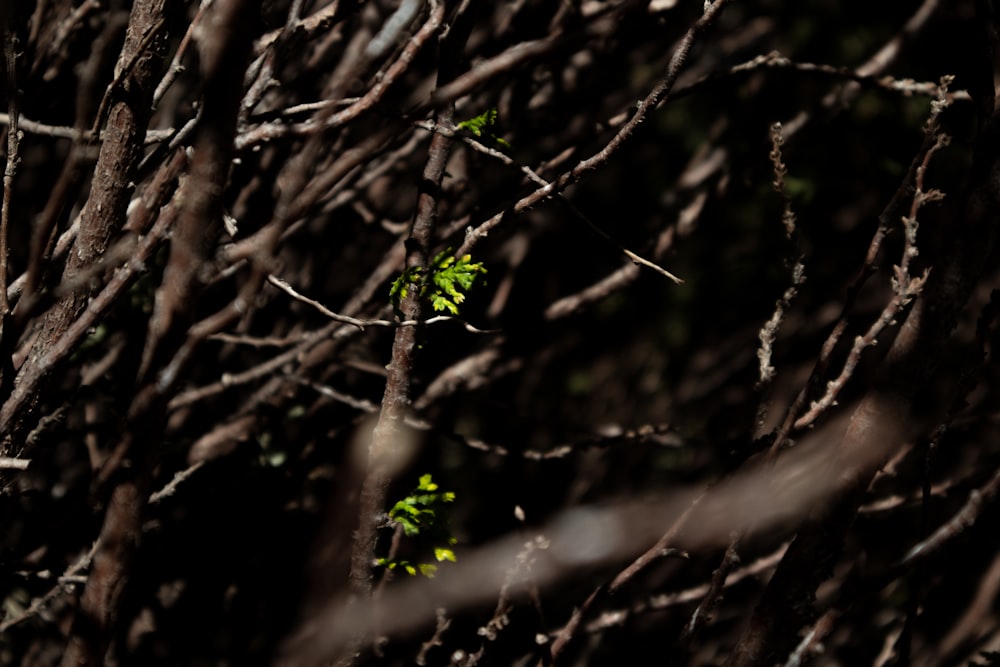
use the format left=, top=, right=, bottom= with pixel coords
left=434, top=547, right=456, bottom=562
left=379, top=475, right=458, bottom=577
left=456, top=107, right=512, bottom=151
left=389, top=249, right=486, bottom=316
left=389, top=265, right=423, bottom=312
left=457, top=108, right=498, bottom=137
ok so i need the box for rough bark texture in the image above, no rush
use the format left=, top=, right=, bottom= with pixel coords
left=58, top=1, right=258, bottom=664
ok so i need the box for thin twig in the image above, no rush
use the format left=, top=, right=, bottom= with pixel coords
left=791, top=82, right=953, bottom=431
left=584, top=543, right=788, bottom=632
left=671, top=49, right=971, bottom=108
left=0, top=542, right=99, bottom=632
left=152, top=0, right=213, bottom=108
left=755, top=121, right=805, bottom=394
left=266, top=274, right=499, bottom=333
left=457, top=0, right=735, bottom=274
left=1, top=9, right=17, bottom=317
left=422, top=122, right=683, bottom=284
left=149, top=461, right=205, bottom=503
left=236, top=2, right=443, bottom=150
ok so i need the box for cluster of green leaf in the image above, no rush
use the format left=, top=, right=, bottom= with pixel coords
left=389, top=249, right=487, bottom=316
left=456, top=107, right=511, bottom=149
left=376, top=474, right=457, bottom=578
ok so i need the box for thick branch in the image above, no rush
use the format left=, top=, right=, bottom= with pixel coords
left=0, top=0, right=167, bottom=448
left=59, top=1, right=259, bottom=664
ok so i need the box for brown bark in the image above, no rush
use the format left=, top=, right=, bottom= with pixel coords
left=59, top=1, right=259, bottom=664
left=0, top=0, right=167, bottom=448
